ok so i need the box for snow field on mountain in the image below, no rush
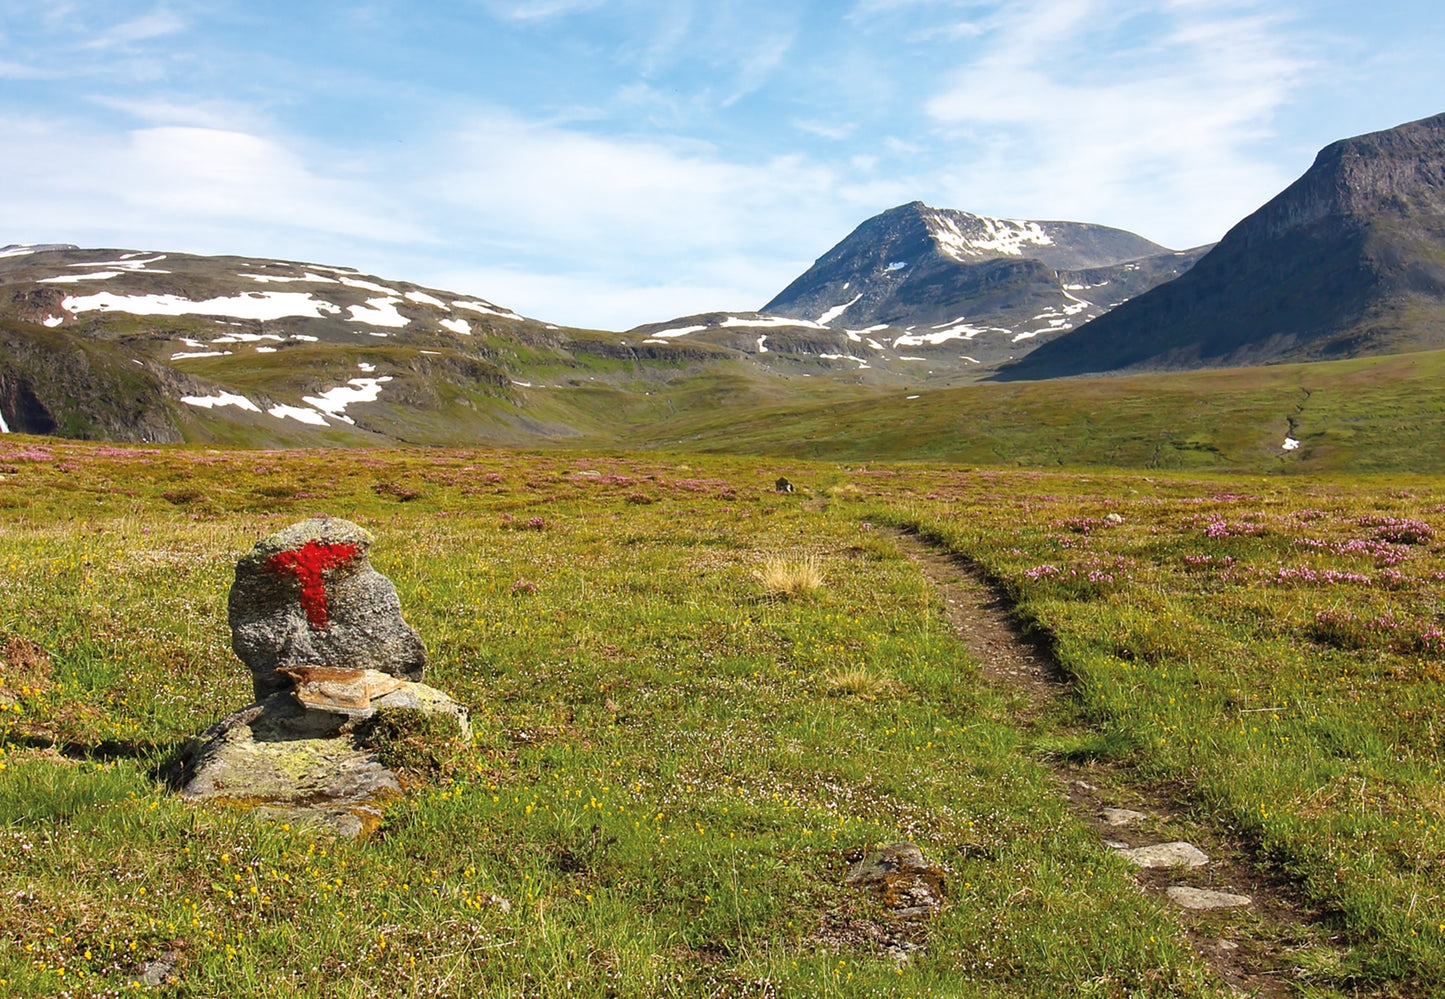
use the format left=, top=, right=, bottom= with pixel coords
left=61, top=291, right=343, bottom=322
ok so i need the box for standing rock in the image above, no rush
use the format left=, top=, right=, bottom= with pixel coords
left=229, top=517, right=426, bottom=701
left=178, top=518, right=469, bottom=838
left=775, top=477, right=794, bottom=493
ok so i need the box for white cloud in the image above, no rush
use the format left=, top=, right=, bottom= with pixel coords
left=478, top=0, right=607, bottom=22
left=794, top=118, right=856, bottom=140
left=920, top=0, right=1310, bottom=245
left=80, top=9, right=187, bottom=49
left=0, top=118, right=426, bottom=250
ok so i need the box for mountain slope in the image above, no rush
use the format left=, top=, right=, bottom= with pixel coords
left=1000, top=112, right=1445, bottom=380
left=759, top=202, right=1208, bottom=367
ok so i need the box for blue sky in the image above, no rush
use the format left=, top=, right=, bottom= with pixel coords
left=2, top=1, right=1442, bottom=329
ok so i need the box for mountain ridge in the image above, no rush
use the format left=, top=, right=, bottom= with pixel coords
left=1000, top=112, right=1445, bottom=380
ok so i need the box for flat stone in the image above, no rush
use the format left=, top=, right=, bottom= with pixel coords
left=1101, top=807, right=1148, bottom=827
left=1166, top=886, right=1252, bottom=910
left=1116, top=841, right=1209, bottom=868
left=178, top=680, right=469, bottom=838
left=228, top=517, right=427, bottom=701
left=283, top=666, right=406, bottom=715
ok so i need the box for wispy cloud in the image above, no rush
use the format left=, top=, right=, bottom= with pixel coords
left=80, top=8, right=186, bottom=49
left=794, top=119, right=856, bottom=140
left=0, top=117, right=424, bottom=254
left=917, top=0, right=1310, bottom=244
left=478, top=0, right=608, bottom=23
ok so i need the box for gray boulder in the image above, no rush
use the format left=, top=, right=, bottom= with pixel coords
left=228, top=517, right=426, bottom=701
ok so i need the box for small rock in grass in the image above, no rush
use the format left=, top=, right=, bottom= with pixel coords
left=1116, top=841, right=1209, bottom=868
left=1167, top=886, right=1252, bottom=910
left=136, top=951, right=180, bottom=987
left=1103, top=839, right=1130, bottom=850
left=1104, top=513, right=1125, bottom=524
left=228, top=516, right=426, bottom=701
left=847, top=842, right=946, bottom=917
left=1101, top=807, right=1148, bottom=827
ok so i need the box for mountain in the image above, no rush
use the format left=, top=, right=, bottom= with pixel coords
left=0, top=246, right=636, bottom=445
left=755, top=202, right=1209, bottom=368
left=1001, top=112, right=1445, bottom=380
left=0, top=246, right=901, bottom=446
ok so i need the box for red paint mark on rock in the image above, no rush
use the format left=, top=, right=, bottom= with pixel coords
left=266, top=541, right=359, bottom=629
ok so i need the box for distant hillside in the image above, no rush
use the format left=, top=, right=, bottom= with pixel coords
left=1001, top=112, right=1445, bottom=379
left=0, top=247, right=893, bottom=446
left=757, top=202, right=1208, bottom=369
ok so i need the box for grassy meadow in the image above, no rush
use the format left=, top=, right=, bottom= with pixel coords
left=0, top=435, right=1443, bottom=997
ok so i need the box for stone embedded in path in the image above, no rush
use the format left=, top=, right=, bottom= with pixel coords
left=1166, top=886, right=1253, bottom=910
left=1116, top=841, right=1209, bottom=868
left=1101, top=807, right=1148, bottom=827
left=228, top=517, right=426, bottom=701
left=847, top=842, right=946, bottom=918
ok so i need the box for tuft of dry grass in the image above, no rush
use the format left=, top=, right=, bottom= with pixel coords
left=823, top=667, right=896, bottom=700
left=756, top=555, right=824, bottom=599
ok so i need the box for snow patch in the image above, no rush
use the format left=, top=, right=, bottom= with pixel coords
left=64, top=291, right=342, bottom=322
left=756, top=335, right=769, bottom=353
left=817, top=294, right=861, bottom=325
left=645, top=325, right=706, bottom=339
left=885, top=261, right=907, bottom=271
left=358, top=362, right=375, bottom=372
left=181, top=392, right=259, bottom=413
left=336, top=275, right=398, bottom=295
left=210, top=332, right=284, bottom=344
left=255, top=346, right=276, bottom=353
left=927, top=211, right=1054, bottom=260
left=961, top=355, right=980, bottom=364
left=453, top=300, right=518, bottom=319
left=404, top=290, right=448, bottom=308
left=268, top=404, right=328, bottom=426
left=171, top=350, right=231, bottom=360
left=722, top=315, right=827, bottom=330
left=40, top=272, right=125, bottom=283
left=240, top=272, right=338, bottom=284
left=42, top=315, right=63, bottom=327
left=302, top=377, right=393, bottom=423
left=1282, top=437, right=1301, bottom=451
left=0, top=409, right=9, bottom=433
left=899, top=356, right=926, bottom=361
left=347, top=297, right=409, bottom=328
left=906, top=395, right=920, bottom=400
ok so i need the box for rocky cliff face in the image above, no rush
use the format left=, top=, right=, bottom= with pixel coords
left=1001, top=112, right=1445, bottom=380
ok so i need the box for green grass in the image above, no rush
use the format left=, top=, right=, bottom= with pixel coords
left=0, top=438, right=1442, bottom=995
left=616, top=349, right=1445, bottom=475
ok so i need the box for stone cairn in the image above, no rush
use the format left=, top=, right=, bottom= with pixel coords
left=178, top=516, right=469, bottom=838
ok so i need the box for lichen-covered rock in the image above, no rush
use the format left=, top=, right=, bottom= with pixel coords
left=846, top=842, right=946, bottom=918
left=178, top=680, right=470, bottom=838
left=228, top=517, right=426, bottom=701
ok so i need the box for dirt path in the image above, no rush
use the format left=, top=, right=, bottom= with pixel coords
left=890, top=528, right=1337, bottom=998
